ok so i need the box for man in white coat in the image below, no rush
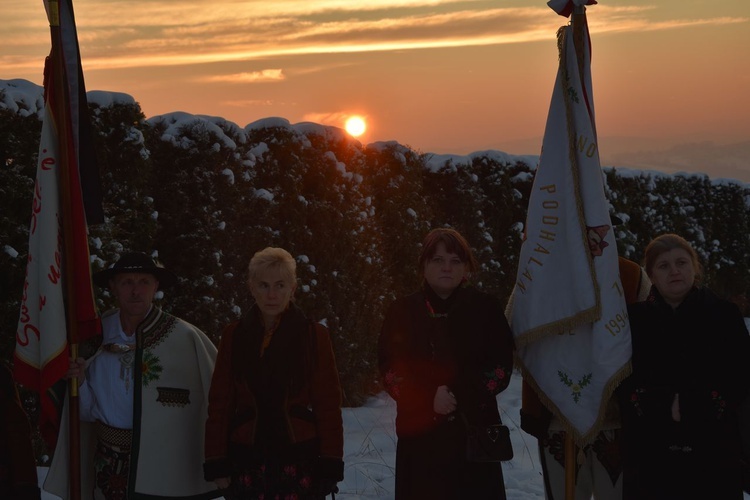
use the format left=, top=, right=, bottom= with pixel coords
left=45, top=252, right=219, bottom=499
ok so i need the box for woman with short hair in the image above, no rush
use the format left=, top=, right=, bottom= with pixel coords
left=204, top=247, right=344, bottom=499
left=378, top=228, right=515, bottom=499
left=618, top=233, right=750, bottom=499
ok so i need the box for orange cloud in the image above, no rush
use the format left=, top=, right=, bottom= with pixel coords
left=1, top=0, right=746, bottom=75
left=198, top=69, right=285, bottom=83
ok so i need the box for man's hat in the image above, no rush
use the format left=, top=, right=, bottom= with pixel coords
left=93, top=252, right=178, bottom=289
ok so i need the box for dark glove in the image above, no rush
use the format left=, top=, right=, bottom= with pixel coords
left=203, top=458, right=231, bottom=482
left=12, top=484, right=42, bottom=500
left=314, top=456, right=344, bottom=497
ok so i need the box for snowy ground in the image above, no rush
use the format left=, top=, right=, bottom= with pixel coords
left=39, top=371, right=749, bottom=499
left=335, top=371, right=544, bottom=499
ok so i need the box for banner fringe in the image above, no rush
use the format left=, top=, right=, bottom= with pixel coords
left=515, top=355, right=632, bottom=447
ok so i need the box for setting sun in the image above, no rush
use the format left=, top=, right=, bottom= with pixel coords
left=345, top=116, right=366, bottom=137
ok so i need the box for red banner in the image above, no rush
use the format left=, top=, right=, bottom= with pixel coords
left=14, top=0, right=102, bottom=449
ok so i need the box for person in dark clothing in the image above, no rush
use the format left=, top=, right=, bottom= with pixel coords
left=741, top=392, right=750, bottom=495
left=204, top=247, right=344, bottom=499
left=617, top=233, right=750, bottom=500
left=0, top=363, right=41, bottom=500
left=378, top=228, right=515, bottom=499
left=717, top=282, right=750, bottom=494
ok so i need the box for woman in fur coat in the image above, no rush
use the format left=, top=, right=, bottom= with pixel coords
left=378, top=228, right=515, bottom=499
left=204, top=247, right=344, bottom=499
left=618, top=234, right=750, bottom=499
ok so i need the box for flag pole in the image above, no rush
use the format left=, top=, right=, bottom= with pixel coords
left=47, top=1, right=82, bottom=497
left=67, top=349, right=82, bottom=500
left=565, top=434, right=576, bottom=500
left=564, top=6, right=587, bottom=500
left=572, top=4, right=587, bottom=84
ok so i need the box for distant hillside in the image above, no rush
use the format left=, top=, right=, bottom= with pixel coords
left=603, top=137, right=750, bottom=182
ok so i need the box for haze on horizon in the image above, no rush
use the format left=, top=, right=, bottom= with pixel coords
left=1, top=0, right=748, bottom=181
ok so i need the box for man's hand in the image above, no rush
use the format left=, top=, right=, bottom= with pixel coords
left=214, top=477, right=231, bottom=490
left=67, top=357, right=86, bottom=385
left=433, top=385, right=457, bottom=415
left=671, top=393, right=681, bottom=422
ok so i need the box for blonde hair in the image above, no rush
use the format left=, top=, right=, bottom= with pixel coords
left=643, top=233, right=703, bottom=284
left=248, top=247, right=296, bottom=285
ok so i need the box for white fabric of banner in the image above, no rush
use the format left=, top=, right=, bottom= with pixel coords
left=15, top=98, right=67, bottom=373
left=508, top=16, right=631, bottom=445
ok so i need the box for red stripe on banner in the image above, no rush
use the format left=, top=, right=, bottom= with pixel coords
left=55, top=0, right=102, bottom=344
left=58, top=72, right=101, bottom=343
left=13, top=347, right=69, bottom=446
left=13, top=0, right=102, bottom=453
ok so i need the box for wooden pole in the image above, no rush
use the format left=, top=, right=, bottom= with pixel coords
left=572, top=4, right=587, bottom=88
left=564, top=433, right=576, bottom=500
left=67, top=345, right=81, bottom=500
left=48, top=1, right=83, bottom=497
left=565, top=7, right=587, bottom=500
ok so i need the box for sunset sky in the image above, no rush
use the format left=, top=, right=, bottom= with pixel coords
left=2, top=0, right=749, bottom=180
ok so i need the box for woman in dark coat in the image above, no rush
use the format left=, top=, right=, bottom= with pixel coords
left=378, top=228, right=515, bottom=499
left=203, top=247, right=344, bottom=499
left=618, top=234, right=750, bottom=500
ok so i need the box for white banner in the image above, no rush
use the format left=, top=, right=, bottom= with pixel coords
left=508, top=14, right=631, bottom=444
left=15, top=97, right=68, bottom=384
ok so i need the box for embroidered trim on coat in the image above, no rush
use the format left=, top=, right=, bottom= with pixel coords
left=156, top=386, right=191, bottom=407
left=139, top=309, right=177, bottom=350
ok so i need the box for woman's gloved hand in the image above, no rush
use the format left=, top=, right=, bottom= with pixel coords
left=314, top=456, right=344, bottom=497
